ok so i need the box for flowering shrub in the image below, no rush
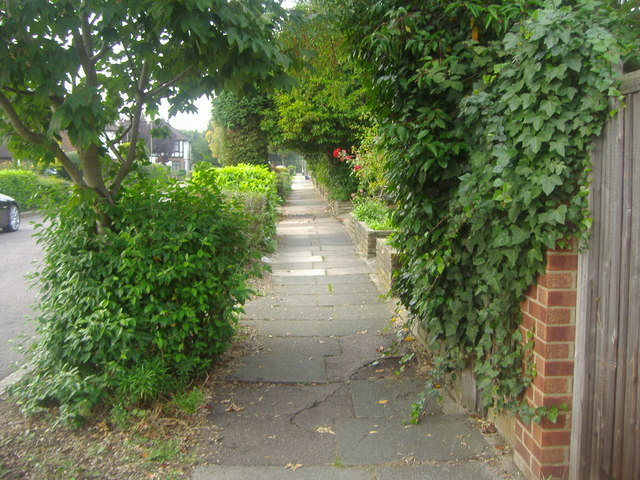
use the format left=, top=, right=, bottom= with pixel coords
left=332, top=122, right=388, bottom=198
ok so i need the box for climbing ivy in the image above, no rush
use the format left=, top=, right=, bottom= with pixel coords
left=337, top=0, right=636, bottom=419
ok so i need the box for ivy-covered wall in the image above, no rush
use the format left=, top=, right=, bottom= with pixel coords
left=336, top=0, right=636, bottom=423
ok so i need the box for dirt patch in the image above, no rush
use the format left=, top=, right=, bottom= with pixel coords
left=0, top=322, right=263, bottom=480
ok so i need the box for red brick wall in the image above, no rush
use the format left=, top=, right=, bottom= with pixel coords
left=515, top=243, right=577, bottom=479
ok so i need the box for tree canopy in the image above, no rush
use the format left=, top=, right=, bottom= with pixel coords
left=0, top=0, right=290, bottom=221
left=261, top=1, right=368, bottom=155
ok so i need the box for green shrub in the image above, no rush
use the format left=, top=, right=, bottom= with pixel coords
left=275, top=170, right=292, bottom=201
left=224, top=189, right=274, bottom=252
left=287, top=165, right=296, bottom=176
left=0, top=169, right=40, bottom=208
left=11, top=178, right=253, bottom=424
left=0, top=169, right=71, bottom=209
left=306, top=153, right=357, bottom=201
left=352, top=198, right=395, bottom=231
left=137, top=163, right=172, bottom=184
left=192, top=163, right=279, bottom=252
left=34, top=176, right=72, bottom=207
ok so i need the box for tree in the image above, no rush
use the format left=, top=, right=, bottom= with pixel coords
left=262, top=1, right=369, bottom=155
left=182, top=129, right=216, bottom=166
left=0, top=0, right=290, bottom=231
left=208, top=91, right=271, bottom=165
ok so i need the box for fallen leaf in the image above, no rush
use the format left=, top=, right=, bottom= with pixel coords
left=481, top=421, right=497, bottom=434
left=377, top=400, right=389, bottom=405
left=356, top=330, right=367, bottom=334
left=375, top=369, right=385, bottom=373
left=225, top=402, right=244, bottom=413
left=316, top=426, right=336, bottom=435
left=404, top=336, right=414, bottom=342
left=285, top=463, right=302, bottom=471
left=369, top=430, right=379, bottom=434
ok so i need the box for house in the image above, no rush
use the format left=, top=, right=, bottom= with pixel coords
left=106, top=119, right=192, bottom=174
left=0, top=144, right=12, bottom=168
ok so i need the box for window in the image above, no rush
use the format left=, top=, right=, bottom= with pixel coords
left=172, top=140, right=184, bottom=158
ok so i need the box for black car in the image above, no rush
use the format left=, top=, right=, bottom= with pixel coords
left=0, top=193, right=20, bottom=232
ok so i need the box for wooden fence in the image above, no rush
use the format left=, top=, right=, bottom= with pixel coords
left=571, top=70, right=640, bottom=479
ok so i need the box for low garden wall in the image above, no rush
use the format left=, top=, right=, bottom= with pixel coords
left=374, top=238, right=399, bottom=293
left=344, top=212, right=395, bottom=259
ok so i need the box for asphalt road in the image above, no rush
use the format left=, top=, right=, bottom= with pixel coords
left=0, top=212, right=43, bottom=381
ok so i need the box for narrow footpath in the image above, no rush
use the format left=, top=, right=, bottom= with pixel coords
left=192, top=176, right=522, bottom=480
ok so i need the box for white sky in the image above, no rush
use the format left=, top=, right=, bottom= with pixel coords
left=160, top=0, right=298, bottom=133
left=160, top=95, right=212, bottom=133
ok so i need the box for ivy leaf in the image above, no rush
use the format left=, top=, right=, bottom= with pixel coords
left=565, top=54, right=582, bottom=72
left=540, top=174, right=562, bottom=195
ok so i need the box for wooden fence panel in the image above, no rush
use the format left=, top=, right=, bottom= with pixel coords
left=571, top=70, right=640, bottom=480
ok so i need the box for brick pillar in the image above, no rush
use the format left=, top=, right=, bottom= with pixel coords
left=515, top=243, right=577, bottom=479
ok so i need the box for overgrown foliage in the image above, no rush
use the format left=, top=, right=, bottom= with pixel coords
left=11, top=179, right=253, bottom=425
left=338, top=0, right=637, bottom=419
left=191, top=163, right=280, bottom=252
left=208, top=92, right=271, bottom=166
left=306, top=152, right=359, bottom=201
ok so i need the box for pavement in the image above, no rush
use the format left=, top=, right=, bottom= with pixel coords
left=192, top=176, right=523, bottom=480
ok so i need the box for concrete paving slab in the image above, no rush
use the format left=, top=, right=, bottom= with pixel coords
left=207, top=382, right=344, bottom=419
left=313, top=259, right=370, bottom=269
left=192, top=466, right=376, bottom=480
left=256, top=336, right=342, bottom=356
left=289, top=384, right=354, bottom=431
left=336, top=416, right=493, bottom=465
left=325, top=266, right=373, bottom=275
left=324, top=335, right=396, bottom=381
left=200, top=417, right=336, bottom=466
left=316, top=274, right=373, bottom=285
left=227, top=354, right=328, bottom=383
left=333, top=304, right=394, bottom=321
left=270, top=255, right=323, bottom=263
left=249, top=295, right=320, bottom=308
left=272, top=269, right=326, bottom=277
left=350, top=378, right=443, bottom=418
left=274, top=283, right=378, bottom=295
left=243, top=305, right=333, bottom=321
left=314, top=292, right=385, bottom=306
left=272, top=276, right=319, bottom=285
left=244, top=318, right=390, bottom=337
left=190, top=177, right=523, bottom=480
left=376, top=462, right=514, bottom=480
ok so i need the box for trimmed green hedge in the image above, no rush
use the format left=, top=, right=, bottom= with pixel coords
left=0, top=169, right=70, bottom=209
left=192, top=163, right=279, bottom=252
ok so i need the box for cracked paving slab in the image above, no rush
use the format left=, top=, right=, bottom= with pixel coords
left=350, top=378, right=443, bottom=418
left=335, top=416, right=494, bottom=465
left=202, top=383, right=351, bottom=466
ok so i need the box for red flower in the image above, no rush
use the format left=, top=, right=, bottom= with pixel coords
left=333, top=148, right=341, bottom=158
left=354, top=165, right=362, bottom=171
left=346, top=155, right=352, bottom=160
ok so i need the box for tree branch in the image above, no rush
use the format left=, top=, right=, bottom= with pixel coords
left=104, top=131, right=127, bottom=166
left=110, top=60, right=151, bottom=196
left=145, top=66, right=195, bottom=98
left=0, top=91, right=87, bottom=188
left=91, top=41, right=110, bottom=63
left=112, top=122, right=133, bottom=145
left=72, top=16, right=98, bottom=87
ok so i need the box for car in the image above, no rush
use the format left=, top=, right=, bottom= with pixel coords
left=0, top=193, right=20, bottom=232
